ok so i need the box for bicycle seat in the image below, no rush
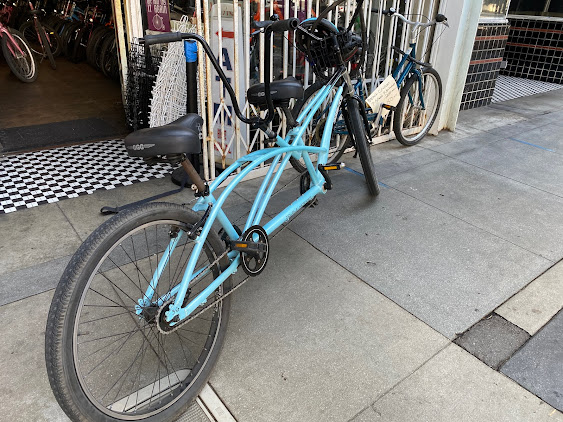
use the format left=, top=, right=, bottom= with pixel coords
left=247, top=76, right=304, bottom=106
left=124, top=114, right=203, bottom=161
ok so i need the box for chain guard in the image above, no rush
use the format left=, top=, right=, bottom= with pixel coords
left=240, top=225, right=269, bottom=277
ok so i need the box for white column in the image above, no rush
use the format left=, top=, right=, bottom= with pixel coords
left=430, top=0, right=482, bottom=133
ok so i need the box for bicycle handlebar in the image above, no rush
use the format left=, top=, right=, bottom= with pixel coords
left=371, top=7, right=448, bottom=28
left=141, top=32, right=183, bottom=46
left=139, top=19, right=298, bottom=137
left=253, top=17, right=298, bottom=33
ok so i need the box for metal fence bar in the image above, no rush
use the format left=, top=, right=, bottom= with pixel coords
left=191, top=0, right=439, bottom=181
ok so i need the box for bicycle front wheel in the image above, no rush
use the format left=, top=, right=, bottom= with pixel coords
left=1, top=29, right=38, bottom=83
left=346, top=98, right=380, bottom=197
left=393, top=67, right=442, bottom=146
left=45, top=202, right=232, bottom=422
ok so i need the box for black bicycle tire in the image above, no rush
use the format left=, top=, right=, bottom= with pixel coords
left=39, top=24, right=57, bottom=69
left=1, top=29, right=38, bottom=82
left=70, top=25, right=89, bottom=63
left=86, top=26, right=107, bottom=66
left=62, top=22, right=82, bottom=56
left=100, top=32, right=116, bottom=78
left=92, top=28, right=113, bottom=70
left=45, top=202, right=232, bottom=422
left=42, top=23, right=63, bottom=57
left=18, top=20, right=42, bottom=54
left=346, top=98, right=380, bottom=196
left=289, top=81, right=350, bottom=173
left=393, top=67, right=442, bottom=146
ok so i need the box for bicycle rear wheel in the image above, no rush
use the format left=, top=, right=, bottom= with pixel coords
left=45, top=202, right=232, bottom=422
left=1, top=29, right=38, bottom=83
left=289, top=80, right=350, bottom=173
left=393, top=67, right=442, bottom=146
left=345, top=98, right=380, bottom=196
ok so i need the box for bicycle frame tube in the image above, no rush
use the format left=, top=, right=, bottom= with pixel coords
left=139, top=77, right=344, bottom=324
left=1, top=26, right=26, bottom=56
left=392, top=43, right=416, bottom=86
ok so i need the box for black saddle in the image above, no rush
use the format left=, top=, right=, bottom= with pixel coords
left=124, top=114, right=203, bottom=160
left=247, top=77, right=304, bottom=107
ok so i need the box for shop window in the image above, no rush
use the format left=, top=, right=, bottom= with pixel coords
left=481, top=0, right=510, bottom=19
left=509, top=0, right=563, bottom=18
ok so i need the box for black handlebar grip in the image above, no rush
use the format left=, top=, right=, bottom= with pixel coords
left=435, top=13, right=447, bottom=22
left=270, top=18, right=299, bottom=33
left=140, top=32, right=183, bottom=46
left=252, top=20, right=274, bottom=29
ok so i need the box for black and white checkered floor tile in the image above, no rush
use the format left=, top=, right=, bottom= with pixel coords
left=492, top=75, right=562, bottom=103
left=0, top=140, right=170, bottom=214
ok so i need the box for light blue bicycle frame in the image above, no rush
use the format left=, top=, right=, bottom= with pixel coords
left=135, top=70, right=348, bottom=326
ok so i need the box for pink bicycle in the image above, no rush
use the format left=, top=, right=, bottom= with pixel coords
left=0, top=3, right=37, bottom=82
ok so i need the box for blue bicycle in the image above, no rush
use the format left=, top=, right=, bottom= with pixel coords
left=289, top=8, right=448, bottom=173
left=45, top=1, right=380, bottom=421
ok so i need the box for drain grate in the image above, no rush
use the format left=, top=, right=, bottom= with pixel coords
left=492, top=75, right=562, bottom=103
left=178, top=401, right=215, bottom=422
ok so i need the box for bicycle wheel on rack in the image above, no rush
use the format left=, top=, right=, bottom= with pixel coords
left=393, top=67, right=442, bottom=146
left=45, top=202, right=232, bottom=422
left=289, top=81, right=351, bottom=173
left=1, top=29, right=38, bottom=82
left=86, top=26, right=108, bottom=67
left=20, top=21, right=62, bottom=57
left=100, top=32, right=116, bottom=76
left=344, top=98, right=380, bottom=197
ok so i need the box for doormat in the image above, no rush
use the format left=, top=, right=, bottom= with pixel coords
left=0, top=118, right=130, bottom=153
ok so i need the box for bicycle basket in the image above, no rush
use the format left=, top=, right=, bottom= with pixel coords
left=296, top=18, right=344, bottom=70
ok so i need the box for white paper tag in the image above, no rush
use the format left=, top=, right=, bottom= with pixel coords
left=365, top=75, right=401, bottom=120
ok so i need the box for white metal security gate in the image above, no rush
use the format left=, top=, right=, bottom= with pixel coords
left=193, top=0, right=441, bottom=181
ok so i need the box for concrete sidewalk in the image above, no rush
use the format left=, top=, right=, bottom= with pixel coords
left=0, top=89, right=562, bottom=422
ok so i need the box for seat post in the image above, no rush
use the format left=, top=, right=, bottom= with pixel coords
left=181, top=159, right=207, bottom=194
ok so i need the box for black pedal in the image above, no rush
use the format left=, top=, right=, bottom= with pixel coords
left=382, top=104, right=396, bottom=112
left=318, top=163, right=345, bottom=190
left=229, top=239, right=268, bottom=256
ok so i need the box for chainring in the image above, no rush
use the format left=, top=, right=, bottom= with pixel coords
left=240, top=225, right=269, bottom=277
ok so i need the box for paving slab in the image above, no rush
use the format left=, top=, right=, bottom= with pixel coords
left=508, top=124, right=563, bottom=154
left=417, top=123, right=483, bottom=149
left=490, top=89, right=563, bottom=117
left=285, top=169, right=551, bottom=338
left=382, top=158, right=563, bottom=261
left=455, top=104, right=528, bottom=132
left=0, top=290, right=70, bottom=422
left=428, top=132, right=505, bottom=156
left=210, top=229, right=449, bottom=422
left=56, top=176, right=251, bottom=240
left=368, top=343, right=563, bottom=422
left=454, top=313, right=530, bottom=370
left=501, top=310, right=563, bottom=412
left=496, top=260, right=563, bottom=335
left=0, top=255, right=70, bottom=306
left=436, top=137, right=563, bottom=197
left=0, top=203, right=82, bottom=276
